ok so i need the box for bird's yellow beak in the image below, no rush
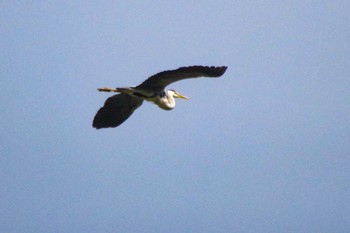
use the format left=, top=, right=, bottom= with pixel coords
left=175, top=92, right=189, bottom=100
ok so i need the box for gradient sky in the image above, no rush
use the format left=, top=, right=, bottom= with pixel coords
left=1, top=1, right=350, bottom=233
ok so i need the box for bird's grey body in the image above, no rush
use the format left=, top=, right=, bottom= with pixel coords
left=93, top=65, right=227, bottom=129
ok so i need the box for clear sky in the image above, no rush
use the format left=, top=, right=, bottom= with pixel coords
left=1, top=1, right=350, bottom=233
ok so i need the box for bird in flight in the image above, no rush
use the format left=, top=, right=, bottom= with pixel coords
left=93, top=65, right=228, bottom=129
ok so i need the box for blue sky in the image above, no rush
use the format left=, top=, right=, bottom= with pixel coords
left=1, top=1, right=350, bottom=232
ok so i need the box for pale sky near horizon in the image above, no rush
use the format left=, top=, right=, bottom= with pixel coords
left=1, top=1, right=350, bottom=232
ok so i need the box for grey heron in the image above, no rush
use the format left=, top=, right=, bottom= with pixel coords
left=93, top=65, right=227, bottom=129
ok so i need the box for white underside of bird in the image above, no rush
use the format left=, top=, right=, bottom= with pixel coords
left=97, top=87, right=189, bottom=110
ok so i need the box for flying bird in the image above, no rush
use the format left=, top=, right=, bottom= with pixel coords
left=93, top=65, right=228, bottom=129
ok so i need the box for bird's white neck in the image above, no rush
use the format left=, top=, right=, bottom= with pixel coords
left=155, top=90, right=175, bottom=110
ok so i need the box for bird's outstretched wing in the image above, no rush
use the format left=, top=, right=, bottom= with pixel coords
left=93, top=94, right=143, bottom=129
left=136, top=65, right=227, bottom=92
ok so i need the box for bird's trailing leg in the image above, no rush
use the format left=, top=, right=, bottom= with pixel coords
left=97, top=87, right=119, bottom=92
left=97, top=87, right=136, bottom=96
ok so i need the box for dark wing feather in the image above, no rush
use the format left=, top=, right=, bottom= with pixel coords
left=93, top=94, right=143, bottom=129
left=136, top=65, right=227, bottom=92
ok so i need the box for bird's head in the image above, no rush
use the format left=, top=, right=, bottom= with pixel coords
left=168, top=89, right=189, bottom=100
